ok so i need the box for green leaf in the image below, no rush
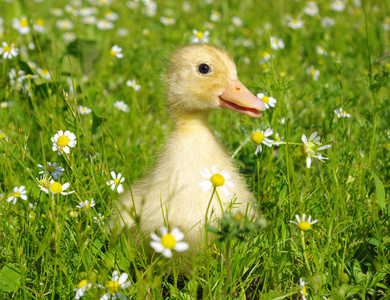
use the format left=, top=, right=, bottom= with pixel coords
left=0, top=264, right=22, bottom=293
left=372, top=171, right=385, bottom=211
left=366, top=237, right=379, bottom=247
left=278, top=184, right=287, bottom=205
left=369, top=265, right=389, bottom=289
left=353, top=260, right=366, bottom=284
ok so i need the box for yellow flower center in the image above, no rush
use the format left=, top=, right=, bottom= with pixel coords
left=234, top=213, right=243, bottom=221
left=49, top=182, right=62, bottom=193
left=14, top=192, right=21, bottom=198
left=251, top=132, right=265, bottom=145
left=110, top=50, right=116, bottom=56
left=70, top=211, right=78, bottom=217
left=297, top=221, right=312, bottom=232
left=262, top=51, right=269, bottom=57
left=57, top=135, right=70, bottom=147
left=293, top=20, right=298, bottom=24
left=3, top=45, right=12, bottom=52
left=47, top=165, right=56, bottom=172
left=39, top=179, right=49, bottom=188
left=275, top=136, right=281, bottom=141
left=301, top=141, right=316, bottom=157
left=21, top=19, right=28, bottom=27
left=301, top=286, right=307, bottom=296
left=195, top=31, right=203, bottom=38
left=106, top=281, right=120, bottom=294
left=342, top=110, right=347, bottom=115
left=0, top=134, right=5, bottom=139
left=86, top=203, right=90, bottom=208
left=36, top=18, right=45, bottom=25
left=311, top=69, right=317, bottom=75
left=161, top=233, right=177, bottom=249
left=41, top=69, right=49, bottom=75
left=114, top=178, right=120, bottom=185
left=210, top=174, right=225, bottom=186
left=77, top=279, right=89, bottom=289
left=261, top=96, right=270, bottom=103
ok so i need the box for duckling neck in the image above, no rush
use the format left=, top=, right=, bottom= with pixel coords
left=173, top=111, right=211, bottom=133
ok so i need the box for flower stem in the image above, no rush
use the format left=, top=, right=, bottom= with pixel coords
left=300, top=231, right=312, bottom=275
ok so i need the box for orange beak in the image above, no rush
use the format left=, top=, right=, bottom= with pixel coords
left=219, top=79, right=265, bottom=118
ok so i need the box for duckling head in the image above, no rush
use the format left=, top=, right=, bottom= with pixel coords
left=165, top=44, right=265, bottom=119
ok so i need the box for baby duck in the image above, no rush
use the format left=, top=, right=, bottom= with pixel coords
left=117, top=44, right=265, bottom=253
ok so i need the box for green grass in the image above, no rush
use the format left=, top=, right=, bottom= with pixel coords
left=0, top=0, right=389, bottom=299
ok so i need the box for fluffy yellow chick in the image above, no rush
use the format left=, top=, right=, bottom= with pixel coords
left=115, top=44, right=265, bottom=258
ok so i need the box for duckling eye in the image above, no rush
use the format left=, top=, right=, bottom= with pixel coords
left=198, top=63, right=211, bottom=74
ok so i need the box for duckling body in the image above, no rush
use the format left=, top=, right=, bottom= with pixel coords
left=118, top=44, right=264, bottom=251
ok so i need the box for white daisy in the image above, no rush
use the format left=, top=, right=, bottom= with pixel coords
left=142, top=1, right=157, bottom=17
left=38, top=162, right=64, bottom=179
left=231, top=16, right=243, bottom=27
left=300, top=278, right=308, bottom=300
left=76, top=199, right=96, bottom=209
left=288, top=19, right=304, bottom=30
left=150, top=226, right=189, bottom=258
left=113, top=101, right=130, bottom=112
left=251, top=128, right=274, bottom=155
left=37, top=68, right=51, bottom=80
left=301, top=132, right=332, bottom=168
left=197, top=165, right=235, bottom=198
left=7, top=186, right=27, bottom=205
left=106, top=171, right=125, bottom=193
left=321, top=17, right=335, bottom=28
left=0, top=42, right=19, bottom=59
left=290, top=214, right=318, bottom=232
left=331, top=0, right=345, bottom=12
left=98, top=271, right=131, bottom=300
left=160, top=16, right=176, bottom=26
left=104, top=11, right=119, bottom=22
left=38, top=179, right=75, bottom=195
left=334, top=108, right=351, bottom=118
left=78, top=105, right=92, bottom=115
left=82, top=16, right=97, bottom=25
left=93, top=213, right=105, bottom=224
left=0, top=130, right=10, bottom=141
left=63, top=32, right=77, bottom=43
left=50, top=8, right=64, bottom=17
left=306, top=65, right=320, bottom=81
left=304, top=1, right=319, bottom=16
left=1, top=102, right=11, bottom=109
left=189, top=29, right=210, bottom=43
left=210, top=10, right=221, bottom=22
left=316, top=45, right=327, bottom=56
left=12, top=16, right=30, bottom=34
left=74, top=279, right=92, bottom=300
left=51, top=130, right=77, bottom=155
left=256, top=93, right=276, bottom=110
left=274, top=133, right=284, bottom=146
left=65, top=5, right=78, bottom=16
left=78, top=6, right=97, bottom=17
left=270, top=36, right=285, bottom=50
left=56, top=19, right=74, bottom=30
left=96, top=19, right=114, bottom=30
left=259, top=51, right=272, bottom=64
left=33, top=18, right=46, bottom=33
left=125, top=79, right=141, bottom=91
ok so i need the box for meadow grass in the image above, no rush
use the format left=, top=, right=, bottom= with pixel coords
left=0, top=0, right=389, bottom=299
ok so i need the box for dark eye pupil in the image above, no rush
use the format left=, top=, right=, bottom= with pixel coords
left=198, top=64, right=210, bottom=74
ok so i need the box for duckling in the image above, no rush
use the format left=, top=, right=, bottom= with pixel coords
left=117, top=44, right=265, bottom=253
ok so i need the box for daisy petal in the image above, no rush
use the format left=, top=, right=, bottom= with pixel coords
left=174, top=242, right=189, bottom=252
